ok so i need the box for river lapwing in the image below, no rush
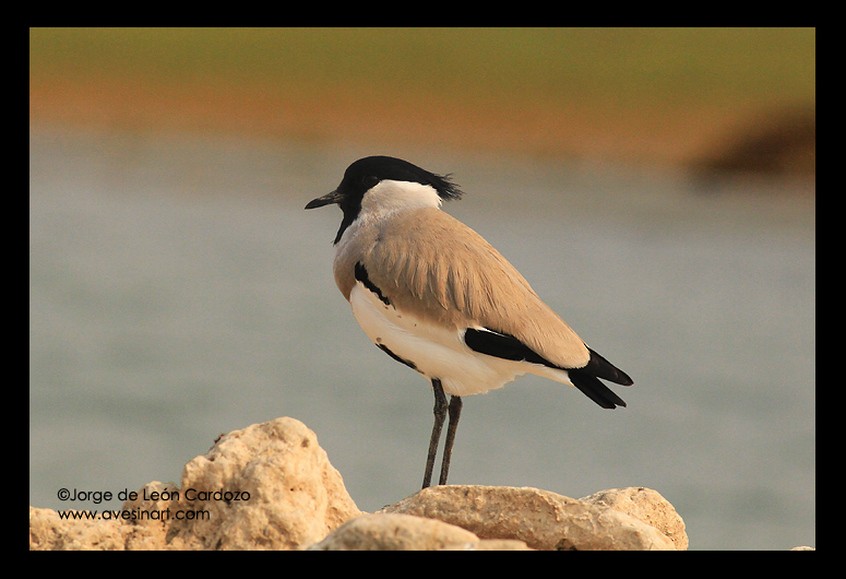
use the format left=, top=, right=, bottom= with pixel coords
left=306, top=156, right=633, bottom=488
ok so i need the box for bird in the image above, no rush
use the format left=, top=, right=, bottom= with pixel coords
left=305, top=155, right=633, bottom=489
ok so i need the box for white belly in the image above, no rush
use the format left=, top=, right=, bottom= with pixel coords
left=348, top=283, right=571, bottom=397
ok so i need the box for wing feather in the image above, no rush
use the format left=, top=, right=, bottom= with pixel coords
left=362, top=208, right=591, bottom=369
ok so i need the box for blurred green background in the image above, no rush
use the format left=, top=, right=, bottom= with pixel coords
left=30, top=27, right=815, bottom=174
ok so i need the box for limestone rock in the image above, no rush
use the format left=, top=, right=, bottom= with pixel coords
left=165, top=417, right=361, bottom=549
left=30, top=417, right=361, bottom=550
left=382, top=485, right=678, bottom=550
left=29, top=481, right=183, bottom=551
left=310, top=512, right=532, bottom=550
left=580, top=486, right=688, bottom=550
left=121, top=481, right=181, bottom=549
left=29, top=506, right=126, bottom=550
left=310, top=513, right=474, bottom=550
left=29, top=416, right=695, bottom=551
left=472, top=538, right=535, bottom=550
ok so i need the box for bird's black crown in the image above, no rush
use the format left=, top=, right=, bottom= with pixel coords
left=307, top=156, right=464, bottom=244
left=340, top=156, right=463, bottom=201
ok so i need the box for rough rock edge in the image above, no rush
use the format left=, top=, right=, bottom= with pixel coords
left=27, top=416, right=811, bottom=551
left=380, top=485, right=678, bottom=551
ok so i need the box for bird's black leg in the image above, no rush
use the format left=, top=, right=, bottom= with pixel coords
left=439, top=395, right=463, bottom=485
left=422, top=379, right=448, bottom=489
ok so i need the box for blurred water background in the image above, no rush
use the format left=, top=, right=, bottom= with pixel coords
left=29, top=28, right=814, bottom=550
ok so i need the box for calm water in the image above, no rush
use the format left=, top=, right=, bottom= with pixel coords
left=29, top=125, right=815, bottom=550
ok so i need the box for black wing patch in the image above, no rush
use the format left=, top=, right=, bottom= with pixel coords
left=464, top=328, right=553, bottom=366
left=581, top=347, right=634, bottom=386
left=568, top=369, right=628, bottom=409
left=354, top=262, right=390, bottom=306
left=377, top=343, right=418, bottom=371
left=463, top=327, right=632, bottom=409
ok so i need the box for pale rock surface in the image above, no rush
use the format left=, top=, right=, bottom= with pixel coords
left=28, top=416, right=706, bottom=551
left=382, top=485, right=679, bottom=550
left=30, top=417, right=361, bottom=550
left=29, top=506, right=126, bottom=550
left=29, top=480, right=179, bottom=550
left=165, top=417, right=361, bottom=549
left=310, top=512, right=523, bottom=550
left=121, top=480, right=181, bottom=549
left=580, top=486, right=688, bottom=550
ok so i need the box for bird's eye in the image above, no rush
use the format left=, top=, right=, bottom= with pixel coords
left=362, top=175, right=379, bottom=189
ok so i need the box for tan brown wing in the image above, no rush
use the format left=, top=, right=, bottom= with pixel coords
left=359, top=207, right=592, bottom=370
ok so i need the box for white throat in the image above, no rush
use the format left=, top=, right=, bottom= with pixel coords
left=334, top=179, right=442, bottom=252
